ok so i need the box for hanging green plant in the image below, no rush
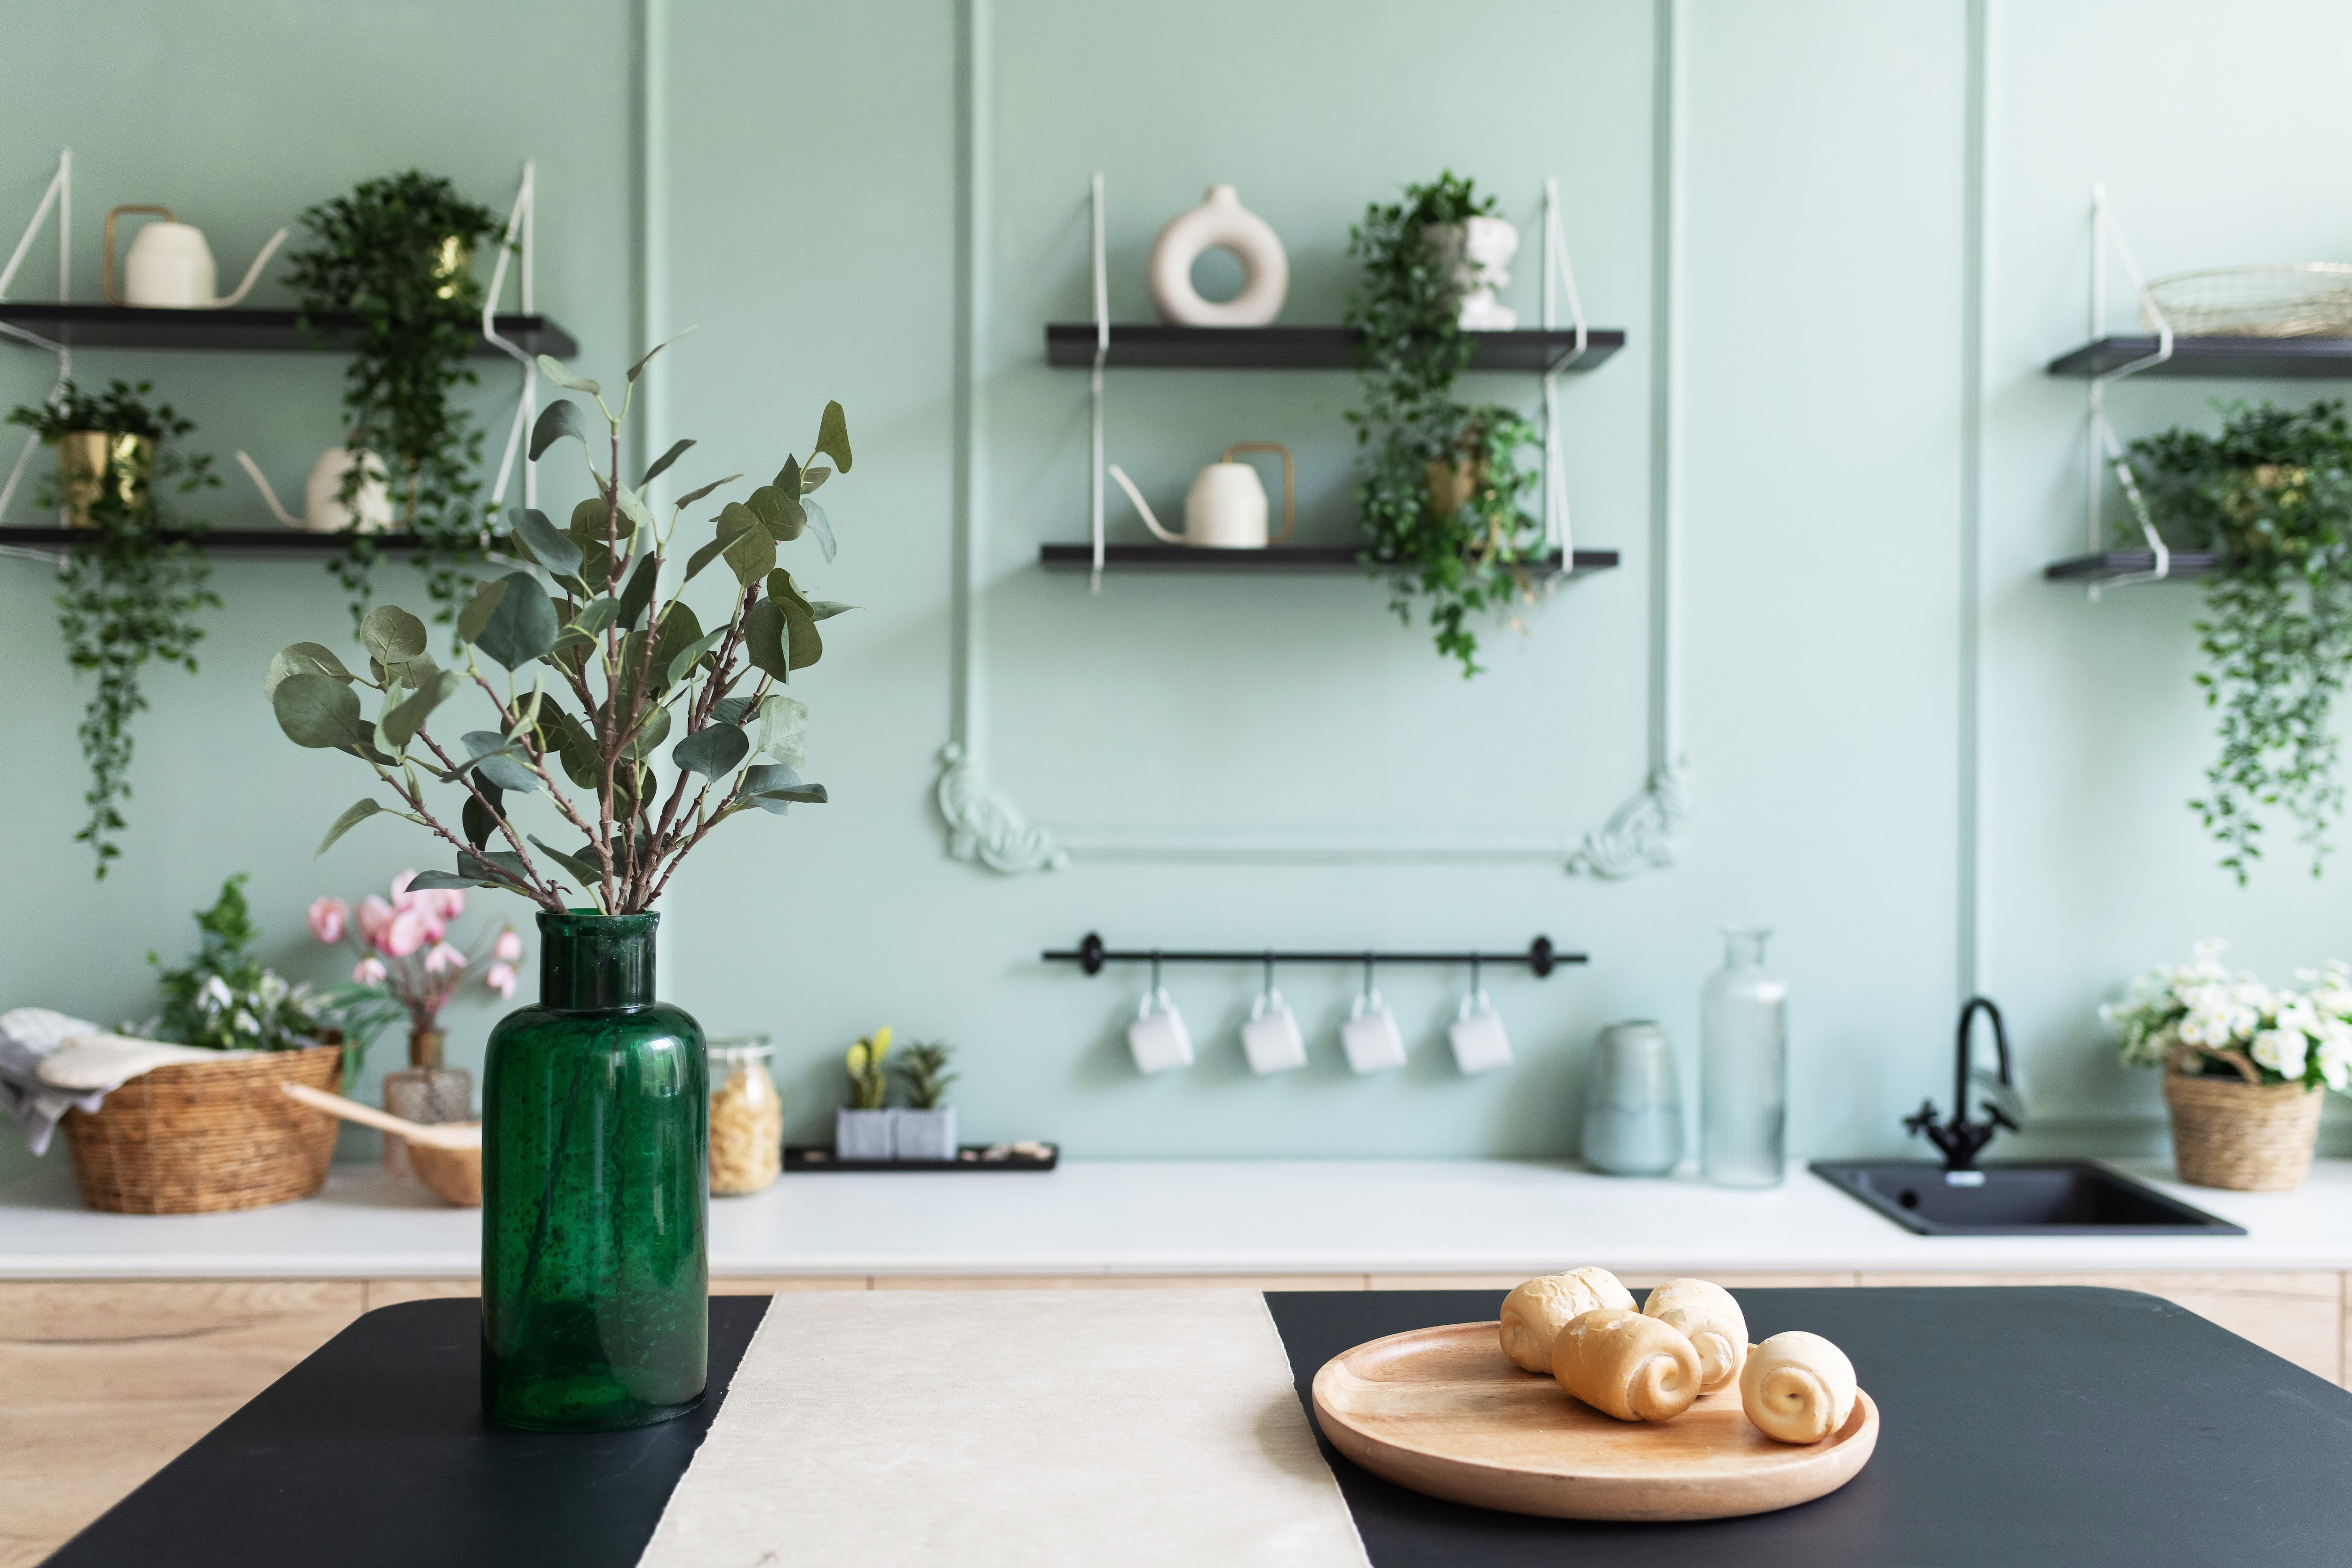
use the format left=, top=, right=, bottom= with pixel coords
left=2130, top=399, right=2352, bottom=883
left=284, top=170, right=504, bottom=626
left=5, top=379, right=221, bottom=876
left=1346, top=171, right=1544, bottom=677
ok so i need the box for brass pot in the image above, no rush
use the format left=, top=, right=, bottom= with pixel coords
left=433, top=238, right=474, bottom=301
left=1425, top=457, right=1488, bottom=519
left=55, top=431, right=155, bottom=528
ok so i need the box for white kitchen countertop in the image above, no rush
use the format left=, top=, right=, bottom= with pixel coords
left=7, top=1157, right=2352, bottom=1281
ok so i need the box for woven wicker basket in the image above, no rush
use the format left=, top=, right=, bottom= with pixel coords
left=2163, top=1069, right=2323, bottom=1193
left=61, top=1044, right=344, bottom=1213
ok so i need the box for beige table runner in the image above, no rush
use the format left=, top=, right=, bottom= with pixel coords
left=637, top=1289, right=1370, bottom=1568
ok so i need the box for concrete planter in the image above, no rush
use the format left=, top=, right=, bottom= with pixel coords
left=834, top=1108, right=893, bottom=1161
left=892, top=1107, right=957, bottom=1162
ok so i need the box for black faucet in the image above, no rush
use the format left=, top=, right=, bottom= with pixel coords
left=1903, top=995, right=2018, bottom=1171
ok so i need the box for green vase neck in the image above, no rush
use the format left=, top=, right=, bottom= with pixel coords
left=537, top=911, right=658, bottom=1011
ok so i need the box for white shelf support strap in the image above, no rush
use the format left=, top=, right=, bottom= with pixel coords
left=0, top=149, right=73, bottom=526
left=481, top=161, right=540, bottom=512
left=1541, top=177, right=1587, bottom=565
left=2082, top=184, right=2172, bottom=598
left=1089, top=171, right=1109, bottom=593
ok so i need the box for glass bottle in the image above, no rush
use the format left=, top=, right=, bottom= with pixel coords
left=1700, top=927, right=1788, bottom=1188
left=481, top=911, right=707, bottom=1431
left=707, top=1036, right=781, bottom=1195
left=380, top=1028, right=472, bottom=1179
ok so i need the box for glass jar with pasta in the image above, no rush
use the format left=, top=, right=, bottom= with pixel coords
left=707, top=1035, right=782, bottom=1195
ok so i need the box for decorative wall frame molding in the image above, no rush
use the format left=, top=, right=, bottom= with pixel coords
left=934, top=0, right=1692, bottom=877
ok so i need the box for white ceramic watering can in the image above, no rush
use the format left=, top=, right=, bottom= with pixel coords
left=105, top=205, right=288, bottom=310
left=1108, top=443, right=1293, bottom=549
left=234, top=448, right=393, bottom=534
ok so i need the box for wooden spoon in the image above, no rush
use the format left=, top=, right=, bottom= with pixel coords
left=282, top=1082, right=482, bottom=1207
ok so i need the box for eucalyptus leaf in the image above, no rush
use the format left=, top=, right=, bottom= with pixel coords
left=463, top=732, right=542, bottom=794
left=755, top=692, right=809, bottom=767
left=264, top=642, right=355, bottom=702
left=767, top=570, right=823, bottom=669
left=801, top=464, right=831, bottom=493
left=535, top=356, right=601, bottom=396
left=615, top=553, right=662, bottom=631
left=626, top=326, right=696, bottom=385
left=665, top=627, right=729, bottom=686
left=614, top=483, right=655, bottom=537
left=673, top=473, right=739, bottom=510
left=380, top=669, right=462, bottom=752
left=741, top=597, right=788, bottom=681
left=408, top=870, right=486, bottom=891
left=461, top=849, right=534, bottom=888
left=315, top=798, right=383, bottom=858
left=462, top=785, right=505, bottom=852
left=740, top=762, right=802, bottom=815
left=472, top=571, right=561, bottom=669
left=809, top=600, right=858, bottom=621
left=639, top=439, right=695, bottom=491
left=508, top=507, right=584, bottom=579
left=273, top=673, right=366, bottom=750
left=527, top=834, right=605, bottom=890
left=529, top=398, right=588, bottom=459
left=746, top=483, right=806, bottom=541
left=567, top=597, right=620, bottom=639
left=813, top=400, right=852, bottom=472
left=647, top=604, right=704, bottom=692
left=360, top=605, right=428, bottom=666
left=621, top=703, right=673, bottom=762
left=801, top=497, right=837, bottom=563
left=672, top=722, right=749, bottom=778
left=711, top=695, right=754, bottom=726
left=458, top=576, right=509, bottom=646
left=720, top=502, right=777, bottom=583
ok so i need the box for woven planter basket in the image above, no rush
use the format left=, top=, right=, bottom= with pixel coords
left=2163, top=1069, right=2323, bottom=1193
left=61, top=1044, right=344, bottom=1214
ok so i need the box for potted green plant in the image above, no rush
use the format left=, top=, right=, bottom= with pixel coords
left=2129, top=400, right=2352, bottom=883
left=2102, top=939, right=2352, bottom=1191
left=892, top=1038, right=958, bottom=1160
left=1347, top=172, right=1544, bottom=677
left=284, top=171, right=505, bottom=624
left=262, top=338, right=857, bottom=1431
left=6, top=380, right=222, bottom=875
left=839, top=1026, right=893, bottom=1159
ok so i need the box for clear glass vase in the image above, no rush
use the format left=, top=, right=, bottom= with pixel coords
left=481, top=911, right=707, bottom=1431
left=1700, top=927, right=1788, bottom=1188
left=381, top=1028, right=471, bottom=1180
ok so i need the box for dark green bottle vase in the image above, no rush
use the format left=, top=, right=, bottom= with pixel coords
left=481, top=911, right=707, bottom=1430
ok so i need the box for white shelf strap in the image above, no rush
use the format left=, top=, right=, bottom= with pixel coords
left=1089, top=171, right=1108, bottom=593
left=481, top=161, right=539, bottom=512
left=0, top=149, right=72, bottom=527
left=2082, top=185, right=2172, bottom=596
left=1541, top=177, right=1587, bottom=565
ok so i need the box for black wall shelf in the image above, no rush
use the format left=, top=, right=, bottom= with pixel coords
left=1039, top=543, right=1620, bottom=576
left=1044, top=324, right=1623, bottom=374
left=0, top=526, right=457, bottom=559
left=0, top=303, right=578, bottom=358
left=2043, top=549, right=2216, bottom=584
left=2047, top=335, right=2352, bottom=380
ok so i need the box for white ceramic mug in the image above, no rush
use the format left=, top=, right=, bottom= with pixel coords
left=1341, top=987, right=1407, bottom=1074
left=1240, top=986, right=1307, bottom=1075
left=1128, top=987, right=1193, bottom=1075
left=1447, top=988, right=1513, bottom=1075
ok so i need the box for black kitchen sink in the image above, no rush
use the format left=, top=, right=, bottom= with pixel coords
left=1810, top=1161, right=2245, bottom=1236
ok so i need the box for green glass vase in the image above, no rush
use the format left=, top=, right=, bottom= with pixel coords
left=481, top=911, right=707, bottom=1430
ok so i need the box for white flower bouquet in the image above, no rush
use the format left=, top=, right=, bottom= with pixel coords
left=2102, top=939, right=2352, bottom=1091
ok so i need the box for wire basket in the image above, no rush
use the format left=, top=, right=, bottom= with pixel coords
left=2141, top=263, right=2352, bottom=338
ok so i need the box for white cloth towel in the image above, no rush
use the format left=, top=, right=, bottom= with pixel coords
left=36, top=1031, right=256, bottom=1091
left=636, top=1289, right=1371, bottom=1568
left=0, top=1011, right=259, bottom=1155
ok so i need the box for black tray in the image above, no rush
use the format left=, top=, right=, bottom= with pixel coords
left=783, top=1142, right=1059, bottom=1173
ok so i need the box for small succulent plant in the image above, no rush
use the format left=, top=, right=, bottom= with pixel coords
left=895, top=1040, right=957, bottom=1110
left=844, top=1026, right=892, bottom=1110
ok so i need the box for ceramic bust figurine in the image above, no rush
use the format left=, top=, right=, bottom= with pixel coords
left=1426, top=216, right=1520, bottom=329
left=1147, top=185, right=1288, bottom=327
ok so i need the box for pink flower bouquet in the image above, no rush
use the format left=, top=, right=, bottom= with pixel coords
left=312, top=873, right=524, bottom=1046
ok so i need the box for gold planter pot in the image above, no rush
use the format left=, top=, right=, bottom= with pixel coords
left=55, top=430, right=154, bottom=528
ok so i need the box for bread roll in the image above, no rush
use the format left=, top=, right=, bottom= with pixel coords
left=1551, top=1307, right=1703, bottom=1422
left=1497, top=1266, right=1636, bottom=1374
left=1739, top=1330, right=1857, bottom=1444
left=1641, top=1278, right=1748, bottom=1393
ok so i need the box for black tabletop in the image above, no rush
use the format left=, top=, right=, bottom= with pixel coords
left=46, top=1286, right=2352, bottom=1567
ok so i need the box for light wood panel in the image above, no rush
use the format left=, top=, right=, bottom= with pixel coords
left=364, top=1278, right=478, bottom=1309
left=1858, top=1272, right=2345, bottom=1384
left=871, top=1274, right=1369, bottom=1291
left=0, top=1281, right=366, bottom=1568
left=712, top=1276, right=869, bottom=1293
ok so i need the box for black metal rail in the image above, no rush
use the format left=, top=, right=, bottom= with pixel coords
left=1042, top=932, right=1583, bottom=978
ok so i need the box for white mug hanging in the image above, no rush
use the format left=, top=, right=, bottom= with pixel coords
left=1147, top=184, right=1289, bottom=327
left=1447, top=987, right=1512, bottom=1075
left=1341, top=983, right=1407, bottom=1075
left=1128, top=986, right=1193, bottom=1075
left=1240, top=978, right=1306, bottom=1075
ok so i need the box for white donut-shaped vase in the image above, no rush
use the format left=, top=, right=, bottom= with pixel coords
left=1147, top=184, right=1288, bottom=327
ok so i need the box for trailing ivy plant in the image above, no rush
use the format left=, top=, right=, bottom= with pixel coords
left=285, top=171, right=504, bottom=626
left=265, top=338, right=858, bottom=915
left=2130, top=399, right=2352, bottom=883
left=1346, top=171, right=1544, bottom=677
left=5, top=380, right=220, bottom=876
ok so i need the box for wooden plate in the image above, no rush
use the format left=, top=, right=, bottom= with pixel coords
left=1311, top=1321, right=1878, bottom=1521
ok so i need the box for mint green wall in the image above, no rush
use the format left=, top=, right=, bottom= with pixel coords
left=0, top=0, right=2340, bottom=1185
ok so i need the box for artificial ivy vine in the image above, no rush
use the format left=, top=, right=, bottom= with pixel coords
left=285, top=170, right=503, bottom=626
left=2132, top=399, right=2352, bottom=883
left=1346, top=172, right=1544, bottom=677
left=5, top=380, right=220, bottom=876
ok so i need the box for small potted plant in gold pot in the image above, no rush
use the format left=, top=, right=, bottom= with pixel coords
left=2104, top=940, right=2352, bottom=1191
